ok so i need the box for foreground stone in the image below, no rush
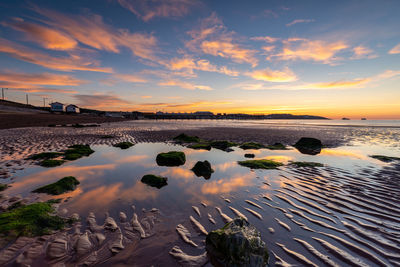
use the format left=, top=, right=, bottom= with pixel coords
left=141, top=174, right=168, bottom=189
left=173, top=133, right=201, bottom=143
left=294, top=137, right=322, bottom=155
left=191, top=160, right=214, bottom=179
left=206, top=217, right=269, bottom=267
left=156, top=151, right=186, bottom=166
left=33, top=176, right=80, bottom=195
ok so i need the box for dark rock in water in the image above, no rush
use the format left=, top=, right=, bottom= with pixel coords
left=33, top=176, right=80, bottom=195
left=294, top=137, right=322, bottom=155
left=173, top=133, right=201, bottom=143
left=141, top=174, right=168, bottom=189
left=40, top=159, right=65, bottom=168
left=188, top=143, right=212, bottom=150
left=206, top=217, right=269, bottom=267
left=244, top=154, right=255, bottom=158
left=210, top=141, right=237, bottom=152
left=239, top=142, right=265, bottom=150
left=64, top=144, right=95, bottom=160
left=191, top=161, right=214, bottom=179
left=156, top=151, right=186, bottom=166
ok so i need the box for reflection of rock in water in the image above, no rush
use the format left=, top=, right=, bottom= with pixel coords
left=0, top=206, right=161, bottom=266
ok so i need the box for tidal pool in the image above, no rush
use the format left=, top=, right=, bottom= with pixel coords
left=4, top=142, right=400, bottom=266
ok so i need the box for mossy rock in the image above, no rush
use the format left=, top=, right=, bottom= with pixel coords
left=244, top=153, right=255, bottom=158
left=156, top=151, right=186, bottom=166
left=29, top=152, right=64, bottom=160
left=290, top=161, right=324, bottom=168
left=370, top=155, right=400, bottom=163
left=0, top=184, right=8, bottom=191
left=210, top=141, right=237, bottom=151
left=191, top=160, right=214, bottom=179
left=188, top=143, right=212, bottom=150
left=238, top=159, right=283, bottom=170
left=239, top=142, right=265, bottom=150
left=64, top=144, right=94, bottom=160
left=206, top=217, right=269, bottom=267
left=33, top=176, right=80, bottom=195
left=0, top=202, right=66, bottom=237
left=266, top=143, right=288, bottom=150
left=40, top=159, right=65, bottom=168
left=173, top=133, right=201, bottom=143
left=294, top=137, right=322, bottom=155
left=113, top=142, right=134, bottom=149
left=141, top=174, right=168, bottom=189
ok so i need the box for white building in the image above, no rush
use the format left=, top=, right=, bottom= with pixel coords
left=66, top=104, right=80, bottom=114
left=50, top=102, right=65, bottom=112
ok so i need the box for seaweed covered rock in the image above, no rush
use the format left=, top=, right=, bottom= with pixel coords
left=206, top=217, right=269, bottom=267
left=370, top=155, right=400, bottom=163
left=33, top=176, right=80, bottom=195
left=240, top=142, right=265, bottom=150
left=156, top=151, right=186, bottom=166
left=64, top=144, right=94, bottom=160
left=294, top=137, right=322, bottom=155
left=173, top=133, right=200, bottom=143
left=40, top=159, right=65, bottom=168
left=29, top=152, right=64, bottom=160
left=238, top=159, right=283, bottom=170
left=266, top=143, right=288, bottom=150
left=210, top=141, right=237, bottom=152
left=113, top=142, right=134, bottom=149
left=191, top=161, right=214, bottom=179
left=0, top=202, right=66, bottom=237
left=141, top=174, right=168, bottom=189
left=244, top=154, right=255, bottom=158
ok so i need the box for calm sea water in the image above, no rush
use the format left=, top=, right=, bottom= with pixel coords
left=6, top=139, right=400, bottom=266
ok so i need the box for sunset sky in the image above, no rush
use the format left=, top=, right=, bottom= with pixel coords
left=0, top=0, right=399, bottom=118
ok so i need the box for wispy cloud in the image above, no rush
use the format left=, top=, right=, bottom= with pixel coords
left=388, top=43, right=400, bottom=54
left=136, top=100, right=231, bottom=109
left=0, top=71, right=86, bottom=86
left=114, top=74, right=148, bottom=83
left=29, top=6, right=159, bottom=62
left=117, top=0, right=198, bottom=21
left=351, top=45, right=377, bottom=59
left=186, top=13, right=258, bottom=67
left=158, top=79, right=212, bottom=90
left=247, top=67, right=297, bottom=82
left=168, top=56, right=239, bottom=76
left=0, top=38, right=113, bottom=72
left=273, top=38, right=348, bottom=64
left=250, top=36, right=279, bottom=43
left=286, top=19, right=315, bottom=27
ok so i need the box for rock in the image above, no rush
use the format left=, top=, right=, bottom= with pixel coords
left=47, top=238, right=67, bottom=259
left=206, top=217, right=269, bottom=267
left=156, top=151, right=186, bottom=166
left=191, top=161, right=214, bottom=179
left=32, top=176, right=79, bottom=195
left=210, top=141, right=237, bottom=152
left=113, top=142, right=134, bottom=149
left=244, top=153, right=255, bottom=158
left=294, top=137, right=322, bottom=155
left=141, top=174, right=168, bottom=189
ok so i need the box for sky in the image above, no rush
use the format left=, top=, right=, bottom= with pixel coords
left=0, top=0, right=399, bottom=119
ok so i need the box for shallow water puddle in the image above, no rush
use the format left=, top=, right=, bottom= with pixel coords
left=3, top=142, right=400, bottom=266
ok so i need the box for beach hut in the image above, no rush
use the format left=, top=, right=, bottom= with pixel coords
left=66, top=104, right=80, bottom=114
left=50, top=102, right=66, bottom=112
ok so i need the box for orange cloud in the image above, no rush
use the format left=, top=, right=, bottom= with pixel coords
left=114, top=74, right=148, bottom=83
left=351, top=45, right=376, bottom=59
left=201, top=173, right=254, bottom=195
left=30, top=6, right=159, bottom=62
left=274, top=38, right=348, bottom=63
left=159, top=79, right=212, bottom=90
left=186, top=13, right=258, bottom=66
left=0, top=38, right=113, bottom=72
left=0, top=71, right=86, bottom=86
left=2, top=18, right=78, bottom=50
left=248, top=67, right=297, bottom=82
left=117, top=0, right=198, bottom=21
left=388, top=43, right=400, bottom=54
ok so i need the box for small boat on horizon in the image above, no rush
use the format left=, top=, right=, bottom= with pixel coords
left=342, top=117, right=350, bottom=120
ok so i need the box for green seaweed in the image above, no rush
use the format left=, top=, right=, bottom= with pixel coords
left=173, top=133, right=201, bottom=143
left=0, top=184, right=8, bottom=191
left=290, top=161, right=324, bottom=168
left=156, top=151, right=186, bottom=166
left=188, top=143, right=212, bottom=150
left=113, top=142, right=134, bottom=149
left=210, top=141, right=237, bottom=151
left=33, top=176, right=80, bottom=195
left=370, top=155, right=400, bottom=163
left=238, top=159, right=283, bottom=170
left=0, top=202, right=66, bottom=237
left=40, top=159, right=65, bottom=168
left=239, top=142, right=265, bottom=150
left=29, top=152, right=64, bottom=160
left=266, top=143, right=288, bottom=150
left=141, top=174, right=168, bottom=189
left=64, top=144, right=94, bottom=160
